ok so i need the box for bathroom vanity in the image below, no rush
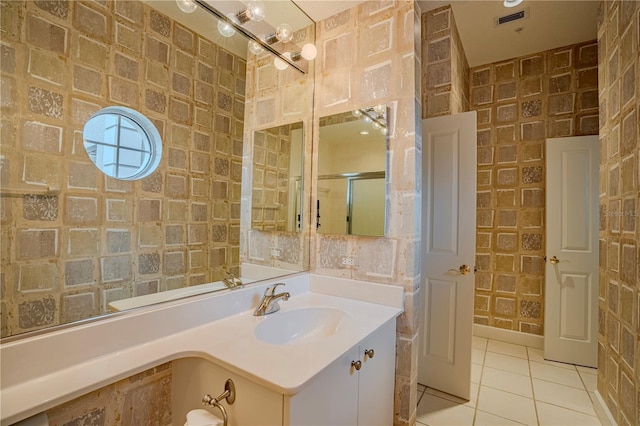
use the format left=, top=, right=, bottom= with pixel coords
left=1, top=274, right=403, bottom=426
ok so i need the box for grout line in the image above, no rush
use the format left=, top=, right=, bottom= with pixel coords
left=528, top=347, right=541, bottom=426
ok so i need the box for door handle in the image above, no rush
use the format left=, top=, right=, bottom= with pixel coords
left=549, top=256, right=560, bottom=264
left=448, top=264, right=471, bottom=275
left=351, top=360, right=362, bottom=371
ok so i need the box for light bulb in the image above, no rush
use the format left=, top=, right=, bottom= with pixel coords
left=245, top=0, right=266, bottom=22
left=275, top=23, right=293, bottom=43
left=373, top=122, right=381, bottom=129
left=352, top=110, right=362, bottom=118
left=380, top=127, right=388, bottom=136
left=363, top=116, right=372, bottom=123
left=300, top=43, right=317, bottom=60
left=274, top=55, right=289, bottom=71
left=248, top=40, right=264, bottom=55
left=217, top=14, right=236, bottom=38
left=503, top=0, right=524, bottom=7
left=176, top=0, right=197, bottom=13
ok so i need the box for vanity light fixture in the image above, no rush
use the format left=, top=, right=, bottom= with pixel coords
left=264, top=23, right=294, bottom=44
left=503, top=0, right=524, bottom=7
left=218, top=13, right=238, bottom=37
left=272, top=43, right=318, bottom=70
left=191, top=0, right=310, bottom=74
left=248, top=40, right=265, bottom=55
left=176, top=0, right=197, bottom=13
left=235, top=0, right=267, bottom=23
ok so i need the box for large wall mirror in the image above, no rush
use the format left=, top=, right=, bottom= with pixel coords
left=317, top=106, right=388, bottom=237
left=0, top=0, right=314, bottom=338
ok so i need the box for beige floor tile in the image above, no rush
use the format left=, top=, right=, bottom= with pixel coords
left=532, top=378, right=596, bottom=416
left=527, top=347, right=577, bottom=370
left=577, top=365, right=598, bottom=375
left=471, top=363, right=483, bottom=384
left=484, top=352, right=531, bottom=376
left=424, top=382, right=479, bottom=408
left=487, top=340, right=528, bottom=359
left=536, top=401, right=602, bottom=425
left=529, top=361, right=584, bottom=389
left=579, top=370, right=598, bottom=392
left=474, top=409, right=527, bottom=425
left=482, top=366, right=534, bottom=398
left=416, top=393, right=476, bottom=426
left=472, top=348, right=486, bottom=365
left=477, top=386, right=537, bottom=425
left=472, top=336, right=488, bottom=350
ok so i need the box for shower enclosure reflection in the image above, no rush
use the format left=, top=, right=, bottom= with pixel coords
left=317, top=107, right=388, bottom=236
left=251, top=122, right=304, bottom=233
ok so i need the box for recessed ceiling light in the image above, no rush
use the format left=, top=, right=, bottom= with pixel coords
left=503, top=0, right=524, bottom=7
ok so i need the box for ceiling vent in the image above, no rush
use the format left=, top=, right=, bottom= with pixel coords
left=495, top=8, right=529, bottom=26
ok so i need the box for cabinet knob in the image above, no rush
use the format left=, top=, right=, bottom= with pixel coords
left=351, top=360, right=362, bottom=371
left=364, top=349, right=375, bottom=359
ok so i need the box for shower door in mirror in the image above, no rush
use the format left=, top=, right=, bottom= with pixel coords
left=317, top=106, right=388, bottom=237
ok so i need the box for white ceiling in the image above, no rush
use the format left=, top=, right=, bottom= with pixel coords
left=293, top=0, right=600, bottom=67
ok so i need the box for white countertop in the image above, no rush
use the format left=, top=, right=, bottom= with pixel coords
left=0, top=273, right=404, bottom=425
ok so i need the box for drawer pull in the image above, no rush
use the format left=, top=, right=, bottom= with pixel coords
left=351, top=360, right=362, bottom=371
left=364, top=349, right=375, bottom=359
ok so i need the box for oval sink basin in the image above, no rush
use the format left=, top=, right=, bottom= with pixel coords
left=254, top=307, right=346, bottom=345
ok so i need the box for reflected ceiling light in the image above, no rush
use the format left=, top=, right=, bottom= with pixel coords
left=359, top=131, right=369, bottom=135
left=235, top=0, right=267, bottom=23
left=248, top=40, right=264, bottom=55
left=217, top=14, right=237, bottom=37
left=352, top=110, right=362, bottom=118
left=176, top=0, right=197, bottom=13
left=503, top=0, right=524, bottom=7
left=274, top=54, right=290, bottom=71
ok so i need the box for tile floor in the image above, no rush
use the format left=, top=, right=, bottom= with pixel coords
left=416, top=337, right=605, bottom=425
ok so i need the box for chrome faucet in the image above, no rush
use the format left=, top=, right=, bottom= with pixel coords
left=253, top=283, right=290, bottom=316
left=222, top=271, right=243, bottom=289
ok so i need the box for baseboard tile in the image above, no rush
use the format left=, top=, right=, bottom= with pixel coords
left=472, top=324, right=543, bottom=349
left=592, top=390, right=617, bottom=426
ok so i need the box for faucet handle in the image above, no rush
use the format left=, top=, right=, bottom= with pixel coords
left=265, top=283, right=285, bottom=296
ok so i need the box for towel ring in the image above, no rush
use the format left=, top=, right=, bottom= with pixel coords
left=202, top=379, right=236, bottom=426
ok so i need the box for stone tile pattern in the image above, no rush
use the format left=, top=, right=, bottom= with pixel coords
left=251, top=123, right=300, bottom=231
left=468, top=40, right=600, bottom=335
left=312, top=2, right=421, bottom=425
left=241, top=22, right=314, bottom=273
left=596, top=1, right=640, bottom=424
left=421, top=6, right=470, bottom=118
left=46, top=362, right=172, bottom=425
left=0, top=0, right=246, bottom=336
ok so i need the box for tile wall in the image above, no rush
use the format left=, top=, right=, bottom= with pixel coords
left=312, top=2, right=421, bottom=424
left=45, top=363, right=172, bottom=425
left=468, top=39, right=600, bottom=335
left=596, top=1, right=639, bottom=423
left=421, top=5, right=469, bottom=118
left=0, top=0, right=247, bottom=337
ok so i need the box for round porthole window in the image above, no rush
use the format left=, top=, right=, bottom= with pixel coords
left=82, top=106, right=162, bottom=180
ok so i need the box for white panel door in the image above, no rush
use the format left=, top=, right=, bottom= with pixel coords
left=545, top=136, right=599, bottom=367
left=419, top=112, right=476, bottom=399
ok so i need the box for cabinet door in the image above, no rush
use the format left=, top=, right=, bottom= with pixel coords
left=357, top=320, right=396, bottom=426
left=286, top=346, right=359, bottom=425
